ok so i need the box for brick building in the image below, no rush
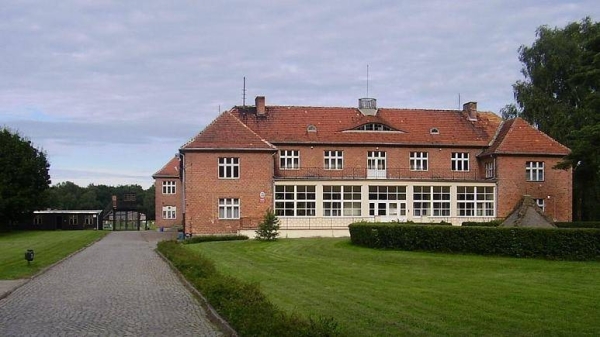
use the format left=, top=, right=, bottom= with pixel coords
left=152, top=156, right=183, bottom=229
left=154, top=96, right=571, bottom=237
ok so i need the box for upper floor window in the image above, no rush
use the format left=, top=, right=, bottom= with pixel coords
left=526, top=161, right=544, bottom=181
left=451, top=153, right=469, bottom=171
left=324, top=150, right=343, bottom=170
left=280, top=150, right=299, bottom=170
left=410, top=152, right=428, bottom=171
left=162, top=180, right=176, bottom=194
left=218, top=157, right=239, bottom=179
left=218, top=198, right=240, bottom=219
left=355, top=123, right=393, bottom=131
left=485, top=162, right=495, bottom=179
left=162, top=206, right=176, bottom=219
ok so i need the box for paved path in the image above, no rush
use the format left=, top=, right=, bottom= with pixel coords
left=0, top=231, right=223, bottom=337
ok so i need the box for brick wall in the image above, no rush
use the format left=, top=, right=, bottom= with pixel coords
left=496, top=156, right=572, bottom=221
left=154, top=178, right=183, bottom=228
left=184, top=151, right=274, bottom=235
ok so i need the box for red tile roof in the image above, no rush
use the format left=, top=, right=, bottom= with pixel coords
left=480, top=118, right=570, bottom=156
left=152, top=156, right=180, bottom=178
left=230, top=105, right=502, bottom=147
left=181, top=111, right=276, bottom=151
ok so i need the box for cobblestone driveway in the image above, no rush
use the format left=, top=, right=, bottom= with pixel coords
left=0, top=231, right=223, bottom=337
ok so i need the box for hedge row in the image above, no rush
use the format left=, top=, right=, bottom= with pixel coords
left=462, top=220, right=600, bottom=229
left=349, top=222, right=600, bottom=261
left=157, top=240, right=339, bottom=337
left=183, top=234, right=249, bottom=245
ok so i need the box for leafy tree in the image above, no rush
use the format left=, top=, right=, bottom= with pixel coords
left=255, top=208, right=280, bottom=241
left=0, top=128, right=51, bottom=227
left=510, top=17, right=600, bottom=220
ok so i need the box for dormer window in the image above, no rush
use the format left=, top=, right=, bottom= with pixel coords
left=307, top=125, right=317, bottom=132
left=355, top=123, right=393, bottom=131
left=430, top=128, right=439, bottom=134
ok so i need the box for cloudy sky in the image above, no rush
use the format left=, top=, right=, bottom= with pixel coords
left=1, top=1, right=598, bottom=189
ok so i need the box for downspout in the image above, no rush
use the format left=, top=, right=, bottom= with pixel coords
left=179, top=151, right=187, bottom=236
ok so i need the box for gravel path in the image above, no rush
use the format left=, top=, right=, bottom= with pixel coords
left=0, top=231, right=223, bottom=337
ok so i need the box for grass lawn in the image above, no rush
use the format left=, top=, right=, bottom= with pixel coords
left=187, top=238, right=600, bottom=337
left=0, top=230, right=108, bottom=280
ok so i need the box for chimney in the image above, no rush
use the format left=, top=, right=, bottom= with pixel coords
left=255, top=96, right=266, bottom=116
left=463, top=101, right=477, bottom=121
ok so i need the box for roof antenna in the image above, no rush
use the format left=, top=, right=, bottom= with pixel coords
left=242, top=77, right=246, bottom=107
left=366, top=64, right=369, bottom=98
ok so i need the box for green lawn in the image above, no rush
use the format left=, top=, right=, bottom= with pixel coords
left=187, top=238, right=600, bottom=337
left=0, top=230, right=108, bottom=279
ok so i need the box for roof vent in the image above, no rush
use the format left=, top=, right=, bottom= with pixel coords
left=430, top=128, right=440, bottom=135
left=307, top=125, right=317, bottom=132
left=358, top=98, right=377, bottom=116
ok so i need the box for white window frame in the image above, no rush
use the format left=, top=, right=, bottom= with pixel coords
left=280, top=150, right=300, bottom=170
left=451, top=152, right=469, bottom=172
left=218, top=198, right=240, bottom=219
left=485, top=162, right=495, bottom=179
left=84, top=215, right=93, bottom=226
left=218, top=157, right=239, bottom=179
left=369, top=186, right=407, bottom=217
left=413, top=186, right=449, bottom=217
left=162, top=180, right=176, bottom=194
left=323, top=186, right=362, bottom=216
left=410, top=152, right=428, bottom=171
left=275, top=185, right=316, bottom=217
left=526, top=161, right=544, bottom=181
left=162, top=206, right=177, bottom=220
left=69, top=215, right=78, bottom=225
left=367, top=151, right=386, bottom=178
left=34, top=216, right=42, bottom=225
left=457, top=186, right=495, bottom=217
left=324, top=150, right=343, bottom=170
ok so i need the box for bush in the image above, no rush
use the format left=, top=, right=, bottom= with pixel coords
left=157, top=240, right=339, bottom=336
left=184, top=235, right=249, bottom=245
left=349, top=222, right=600, bottom=261
left=555, top=222, right=600, bottom=229
left=462, top=220, right=503, bottom=227
left=256, top=208, right=280, bottom=241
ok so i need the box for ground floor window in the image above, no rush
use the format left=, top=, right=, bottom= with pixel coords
left=84, top=215, right=94, bottom=225
left=369, top=186, right=406, bottom=217
left=218, top=199, right=239, bottom=219
left=323, top=185, right=362, bottom=216
left=33, top=216, right=42, bottom=225
left=275, top=185, right=316, bottom=216
left=457, top=186, right=495, bottom=216
left=162, top=206, right=177, bottom=220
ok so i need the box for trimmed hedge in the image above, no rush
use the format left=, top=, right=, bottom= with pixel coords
left=555, top=222, right=600, bottom=229
left=183, top=234, right=249, bottom=245
left=157, top=240, right=339, bottom=337
left=461, top=220, right=502, bottom=227
left=349, top=222, right=600, bottom=261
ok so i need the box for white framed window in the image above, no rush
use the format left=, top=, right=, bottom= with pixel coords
left=410, top=152, right=428, bottom=171
left=280, top=150, right=299, bottom=170
left=457, top=186, right=495, bottom=217
left=451, top=153, right=469, bottom=171
left=218, top=198, right=240, bottom=219
left=218, top=157, right=239, bottom=179
left=162, top=180, right=176, bottom=194
left=69, top=215, right=78, bottom=225
left=84, top=215, right=93, bottom=226
left=324, top=150, right=343, bottom=170
left=413, top=186, right=449, bottom=217
left=162, top=206, right=177, bottom=220
left=535, top=198, right=545, bottom=212
left=34, top=216, right=42, bottom=225
left=369, top=186, right=407, bottom=217
left=323, top=186, right=362, bottom=216
left=367, top=151, right=386, bottom=178
left=275, top=185, right=316, bottom=216
left=526, top=161, right=544, bottom=181
left=485, top=162, right=495, bottom=178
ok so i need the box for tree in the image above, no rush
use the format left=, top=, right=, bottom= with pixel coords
left=0, top=128, right=51, bottom=227
left=255, top=208, right=280, bottom=241
left=510, top=17, right=600, bottom=220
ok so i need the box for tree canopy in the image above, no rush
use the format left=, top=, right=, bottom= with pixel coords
left=507, top=17, right=600, bottom=220
left=0, top=128, right=51, bottom=226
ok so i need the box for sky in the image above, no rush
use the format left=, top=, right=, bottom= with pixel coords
left=1, top=1, right=599, bottom=189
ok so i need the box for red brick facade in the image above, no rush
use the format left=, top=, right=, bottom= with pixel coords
left=155, top=97, right=572, bottom=235
left=152, top=156, right=183, bottom=229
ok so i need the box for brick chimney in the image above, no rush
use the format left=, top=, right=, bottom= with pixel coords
left=255, top=96, right=266, bottom=116
left=463, top=101, right=477, bottom=121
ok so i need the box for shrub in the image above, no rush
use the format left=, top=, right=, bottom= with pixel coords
left=255, top=208, right=280, bottom=241
left=349, top=222, right=600, bottom=261
left=184, top=235, right=249, bottom=245
left=555, top=222, right=600, bottom=229
left=462, top=220, right=503, bottom=227
left=157, top=240, right=339, bottom=336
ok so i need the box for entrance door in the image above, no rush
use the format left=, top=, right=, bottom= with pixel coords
left=370, top=201, right=406, bottom=222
